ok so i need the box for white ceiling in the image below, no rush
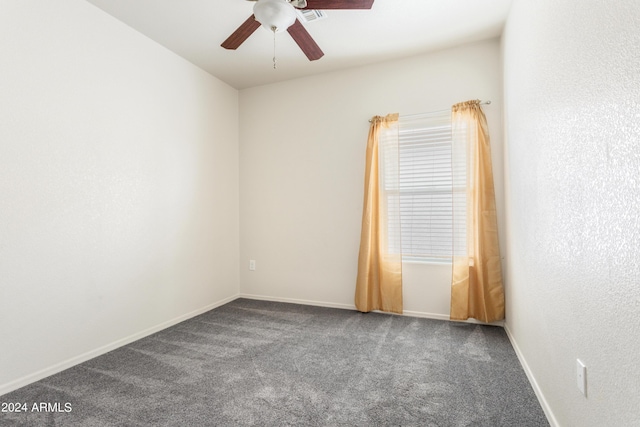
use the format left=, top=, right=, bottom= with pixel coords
left=85, top=0, right=512, bottom=89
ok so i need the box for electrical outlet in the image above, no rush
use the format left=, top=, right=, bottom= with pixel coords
left=576, top=359, right=587, bottom=396
left=249, top=260, right=256, bottom=271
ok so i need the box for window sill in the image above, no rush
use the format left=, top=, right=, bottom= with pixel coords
left=402, top=257, right=452, bottom=266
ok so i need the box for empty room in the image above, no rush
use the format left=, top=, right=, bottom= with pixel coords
left=1, top=0, right=638, bottom=426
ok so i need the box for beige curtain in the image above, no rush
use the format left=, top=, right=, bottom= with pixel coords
left=450, top=100, right=504, bottom=322
left=355, top=113, right=403, bottom=314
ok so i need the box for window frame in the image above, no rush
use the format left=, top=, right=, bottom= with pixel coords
left=382, top=111, right=465, bottom=264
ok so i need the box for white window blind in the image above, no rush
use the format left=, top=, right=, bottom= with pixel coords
left=399, top=112, right=453, bottom=260
left=382, top=111, right=466, bottom=262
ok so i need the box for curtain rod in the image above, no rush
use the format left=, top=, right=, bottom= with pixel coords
left=368, top=100, right=491, bottom=123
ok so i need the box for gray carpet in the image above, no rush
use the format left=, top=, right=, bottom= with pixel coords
left=1, top=299, right=548, bottom=426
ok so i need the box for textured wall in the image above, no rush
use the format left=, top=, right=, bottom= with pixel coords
left=502, top=0, right=640, bottom=425
left=0, top=0, right=239, bottom=392
left=239, top=39, right=504, bottom=317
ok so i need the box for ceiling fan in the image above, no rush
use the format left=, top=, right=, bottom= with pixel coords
left=221, top=0, right=375, bottom=61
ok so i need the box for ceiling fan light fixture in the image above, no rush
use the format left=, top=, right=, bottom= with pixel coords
left=253, top=0, right=297, bottom=33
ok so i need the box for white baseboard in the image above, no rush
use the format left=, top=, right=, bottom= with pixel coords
left=504, top=323, right=559, bottom=427
left=402, top=310, right=451, bottom=321
left=0, top=294, right=239, bottom=397
left=239, top=293, right=456, bottom=323
left=239, top=293, right=355, bottom=311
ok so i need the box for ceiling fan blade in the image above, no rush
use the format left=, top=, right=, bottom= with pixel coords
left=221, top=15, right=261, bottom=50
left=287, top=19, right=324, bottom=61
left=302, top=0, right=374, bottom=9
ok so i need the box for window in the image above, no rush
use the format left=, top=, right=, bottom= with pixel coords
left=382, top=111, right=466, bottom=262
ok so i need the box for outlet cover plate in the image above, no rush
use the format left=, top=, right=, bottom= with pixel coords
left=576, top=359, right=587, bottom=396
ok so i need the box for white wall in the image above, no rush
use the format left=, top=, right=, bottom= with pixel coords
left=239, top=39, right=504, bottom=318
left=0, top=0, right=239, bottom=394
left=502, top=0, right=640, bottom=425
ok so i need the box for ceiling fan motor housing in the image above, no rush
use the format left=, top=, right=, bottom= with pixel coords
left=253, top=0, right=297, bottom=33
